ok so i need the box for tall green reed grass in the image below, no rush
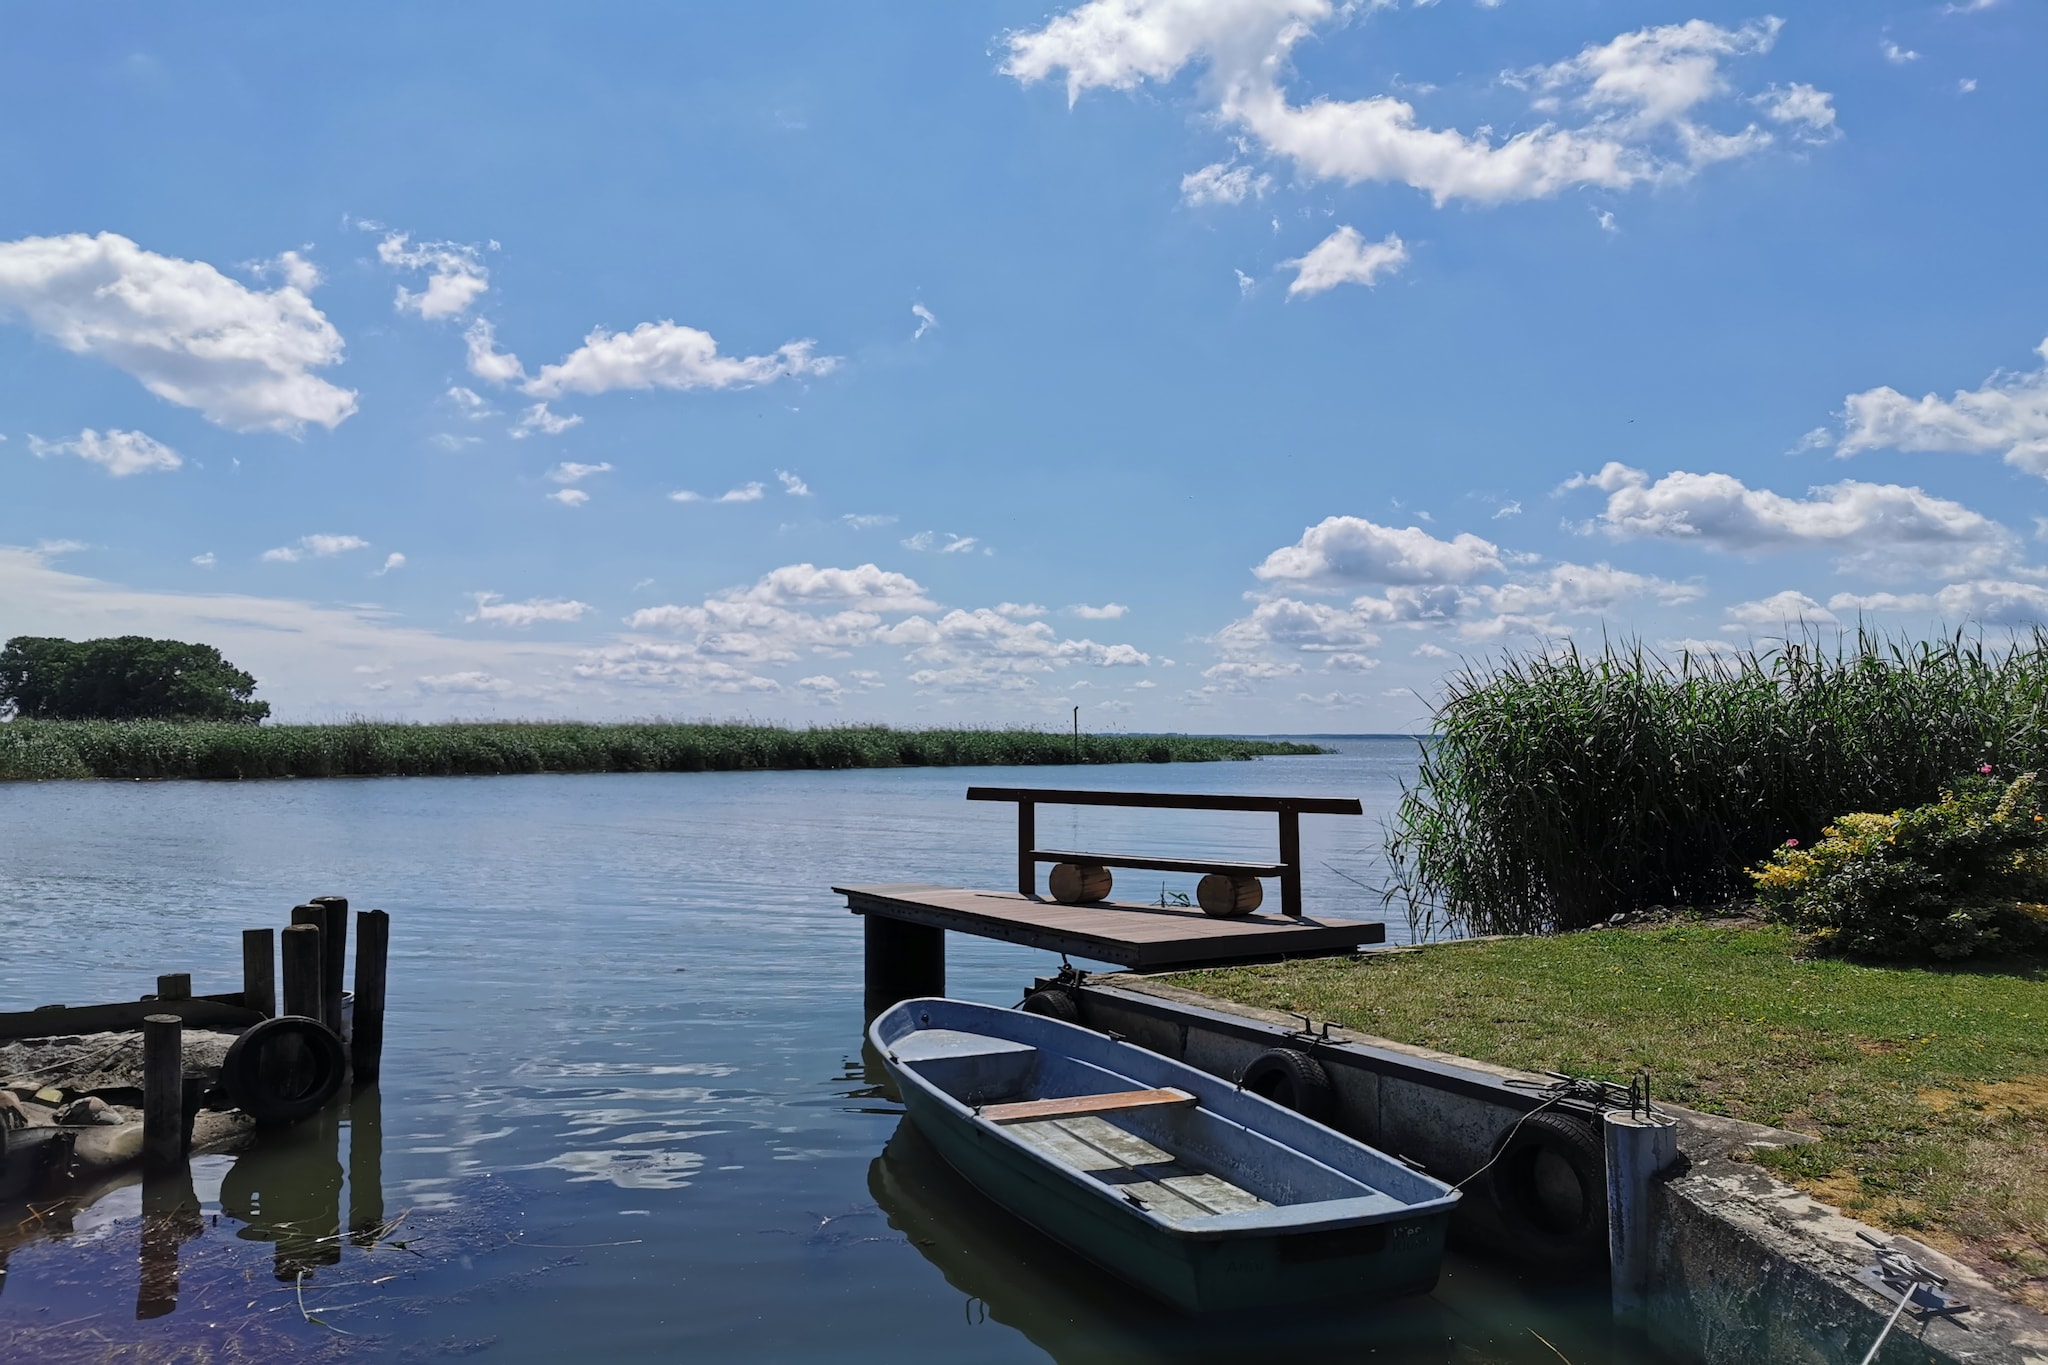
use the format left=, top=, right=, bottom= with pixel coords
left=1387, top=632, right=2048, bottom=939
left=0, top=719, right=1319, bottom=782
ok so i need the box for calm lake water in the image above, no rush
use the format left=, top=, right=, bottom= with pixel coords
left=0, top=738, right=1654, bottom=1362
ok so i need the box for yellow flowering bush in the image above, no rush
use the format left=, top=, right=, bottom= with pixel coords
left=1750, top=771, right=2048, bottom=959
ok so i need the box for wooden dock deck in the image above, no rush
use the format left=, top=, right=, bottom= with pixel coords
left=837, top=882, right=1385, bottom=973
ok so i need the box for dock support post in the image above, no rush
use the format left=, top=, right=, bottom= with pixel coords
left=142, top=1013, right=184, bottom=1172
left=1278, top=805, right=1303, bottom=918
left=352, top=909, right=389, bottom=1084
left=1016, top=800, right=1036, bottom=897
left=1605, top=1110, right=1679, bottom=1320
left=155, top=973, right=191, bottom=1002
left=242, top=928, right=276, bottom=1018
left=281, top=922, right=323, bottom=1023
left=311, top=895, right=349, bottom=1041
left=864, top=913, right=944, bottom=1017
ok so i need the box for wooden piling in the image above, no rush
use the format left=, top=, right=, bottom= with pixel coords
left=142, top=1013, right=184, bottom=1172
left=281, top=923, right=323, bottom=1023
left=241, top=928, right=276, bottom=1018
left=155, top=972, right=191, bottom=1002
left=352, top=909, right=389, bottom=1083
left=311, top=896, right=349, bottom=1040
left=863, top=913, right=944, bottom=1017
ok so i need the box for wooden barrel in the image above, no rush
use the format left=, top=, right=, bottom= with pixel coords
left=1197, top=873, right=1263, bottom=918
left=1048, top=863, right=1113, bottom=904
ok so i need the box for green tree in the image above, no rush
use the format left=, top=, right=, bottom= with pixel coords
left=0, top=636, right=271, bottom=722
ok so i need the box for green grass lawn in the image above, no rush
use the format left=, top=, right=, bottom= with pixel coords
left=1168, top=923, right=2048, bottom=1307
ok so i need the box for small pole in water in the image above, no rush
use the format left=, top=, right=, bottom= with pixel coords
left=1072, top=706, right=1080, bottom=764
left=142, top=1013, right=184, bottom=1172
left=242, top=928, right=276, bottom=1018
left=352, top=909, right=389, bottom=1084
left=282, top=922, right=323, bottom=1023
left=311, top=895, right=349, bottom=1043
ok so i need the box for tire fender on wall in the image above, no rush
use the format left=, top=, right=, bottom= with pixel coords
left=1486, top=1109, right=1609, bottom=1267
left=1239, top=1047, right=1335, bottom=1124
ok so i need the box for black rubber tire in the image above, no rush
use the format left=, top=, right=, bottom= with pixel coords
left=220, top=1015, right=347, bottom=1126
left=1240, top=1047, right=1335, bottom=1124
left=1020, top=988, right=1080, bottom=1023
left=1487, top=1110, right=1609, bottom=1267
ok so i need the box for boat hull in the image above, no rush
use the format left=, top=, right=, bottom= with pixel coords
left=902, top=1084, right=1448, bottom=1312
left=873, top=1000, right=1455, bottom=1314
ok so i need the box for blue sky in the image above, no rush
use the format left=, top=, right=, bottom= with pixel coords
left=2, top=1, right=2043, bottom=729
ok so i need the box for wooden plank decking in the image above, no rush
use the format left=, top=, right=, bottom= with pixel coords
left=836, top=882, right=1385, bottom=970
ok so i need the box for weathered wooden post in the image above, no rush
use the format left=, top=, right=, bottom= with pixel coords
left=242, top=928, right=276, bottom=1018
left=863, top=912, right=944, bottom=1017
left=1277, top=803, right=1303, bottom=918
left=1015, top=798, right=1036, bottom=896
left=281, top=922, right=323, bottom=1022
left=311, top=895, right=349, bottom=1039
left=142, top=1013, right=184, bottom=1172
left=352, top=909, right=389, bottom=1083
left=155, top=973, right=191, bottom=1002
left=1605, top=1109, right=1680, bottom=1320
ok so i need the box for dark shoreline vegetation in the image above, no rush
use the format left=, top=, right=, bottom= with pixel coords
left=1389, top=632, right=2048, bottom=939
left=0, top=719, right=1326, bottom=782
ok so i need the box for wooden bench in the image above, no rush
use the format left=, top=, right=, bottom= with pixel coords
left=966, top=787, right=1364, bottom=918
left=980, top=1087, right=1197, bottom=1124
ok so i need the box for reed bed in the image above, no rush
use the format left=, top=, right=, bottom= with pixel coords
left=0, top=719, right=1320, bottom=782
left=1388, top=632, right=2048, bottom=937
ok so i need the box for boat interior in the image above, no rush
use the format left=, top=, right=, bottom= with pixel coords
left=887, top=1026, right=1411, bottom=1227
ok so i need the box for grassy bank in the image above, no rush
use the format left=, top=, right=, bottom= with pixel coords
left=1390, top=633, right=2048, bottom=937
left=1170, top=924, right=2048, bottom=1307
left=0, top=719, right=1323, bottom=782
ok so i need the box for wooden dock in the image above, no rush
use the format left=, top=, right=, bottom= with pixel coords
left=839, top=883, right=1385, bottom=1009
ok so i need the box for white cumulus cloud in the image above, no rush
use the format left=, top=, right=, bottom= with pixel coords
left=1834, top=337, right=2048, bottom=477
left=1568, top=462, right=2018, bottom=576
left=29, top=428, right=182, bottom=477
left=1723, top=589, right=1837, bottom=628
left=1831, top=580, right=2048, bottom=627
left=0, top=232, right=355, bottom=432
left=912, top=303, right=938, bottom=340
left=1004, top=5, right=1814, bottom=207
left=522, top=321, right=837, bottom=399
left=1181, top=161, right=1272, bottom=206
left=548, top=461, right=612, bottom=485
left=262, top=533, right=371, bottom=564
left=512, top=402, right=582, bottom=438
left=1284, top=227, right=1409, bottom=296
left=1068, top=602, right=1129, bottom=619
left=376, top=232, right=491, bottom=320
left=777, top=469, right=811, bottom=496
left=468, top=593, right=592, bottom=627
left=1254, top=515, right=1503, bottom=590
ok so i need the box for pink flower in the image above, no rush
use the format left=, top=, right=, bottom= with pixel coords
left=1785, top=838, right=1799, bottom=847
left=1980, top=763, right=1994, bottom=774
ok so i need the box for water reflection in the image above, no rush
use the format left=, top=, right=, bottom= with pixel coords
left=135, top=1166, right=203, bottom=1319
left=220, top=1103, right=348, bottom=1280
left=868, top=1119, right=1454, bottom=1364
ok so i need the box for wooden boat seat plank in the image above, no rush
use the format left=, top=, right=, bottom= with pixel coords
left=1005, top=1114, right=1274, bottom=1225
left=980, top=1087, right=1195, bottom=1124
